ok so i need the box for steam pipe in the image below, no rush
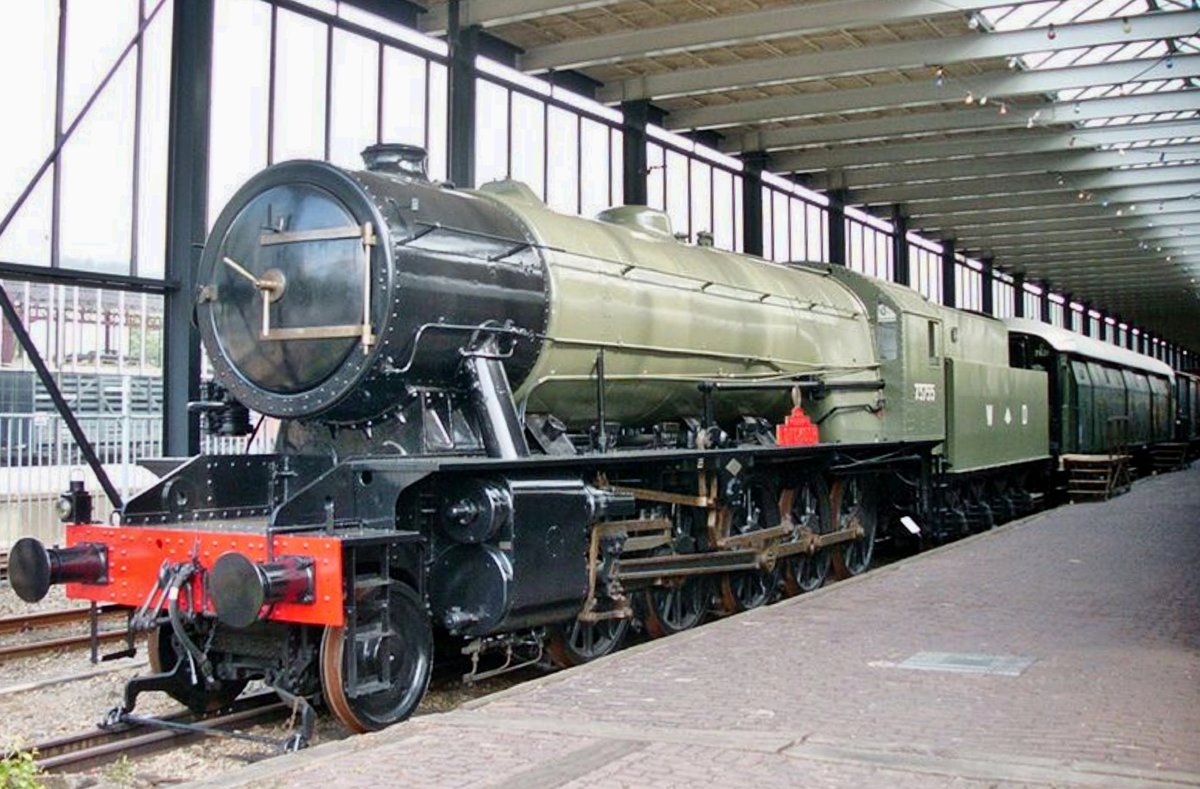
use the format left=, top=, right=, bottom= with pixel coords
left=463, top=339, right=530, bottom=460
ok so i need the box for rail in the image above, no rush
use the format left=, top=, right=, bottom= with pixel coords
left=0, top=605, right=134, bottom=663
left=24, top=693, right=287, bottom=774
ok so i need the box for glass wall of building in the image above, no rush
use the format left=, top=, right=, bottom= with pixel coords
left=844, top=207, right=894, bottom=281
left=208, top=0, right=450, bottom=223
left=475, top=57, right=623, bottom=217
left=0, top=0, right=175, bottom=279
left=647, top=126, right=743, bottom=251
left=761, top=173, right=828, bottom=263
left=907, top=235, right=944, bottom=305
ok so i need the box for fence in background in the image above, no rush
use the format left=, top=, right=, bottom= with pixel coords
left=0, top=387, right=274, bottom=551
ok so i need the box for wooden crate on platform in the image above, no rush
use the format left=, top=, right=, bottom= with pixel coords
left=1150, top=443, right=1189, bottom=474
left=1062, top=454, right=1133, bottom=503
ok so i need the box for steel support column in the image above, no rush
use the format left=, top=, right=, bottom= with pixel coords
left=741, top=152, right=767, bottom=258
left=827, top=189, right=846, bottom=266
left=891, top=205, right=909, bottom=287
left=1040, top=286, right=1052, bottom=324
left=163, top=0, right=213, bottom=457
left=448, top=3, right=479, bottom=189
left=941, top=240, right=956, bottom=309
left=980, top=256, right=994, bottom=316
left=621, top=100, right=651, bottom=206
left=1012, top=273, right=1025, bottom=318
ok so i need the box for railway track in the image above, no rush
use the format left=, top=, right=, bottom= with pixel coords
left=0, top=605, right=133, bottom=662
left=27, top=693, right=289, bottom=774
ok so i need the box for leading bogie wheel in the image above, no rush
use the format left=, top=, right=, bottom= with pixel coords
left=780, top=475, right=833, bottom=596
left=830, top=477, right=877, bottom=579
left=147, top=624, right=249, bottom=713
left=546, top=615, right=631, bottom=667
left=320, top=582, right=433, bottom=733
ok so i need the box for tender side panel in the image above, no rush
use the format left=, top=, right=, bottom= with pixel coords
left=944, top=359, right=1049, bottom=473
left=63, top=524, right=345, bottom=626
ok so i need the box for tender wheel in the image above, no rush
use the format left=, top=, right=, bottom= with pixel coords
left=147, top=625, right=248, bottom=713
left=781, top=476, right=833, bottom=596
left=968, top=482, right=995, bottom=532
left=642, top=577, right=709, bottom=638
left=718, top=477, right=782, bottom=613
left=546, top=616, right=631, bottom=667
left=830, top=477, right=877, bottom=579
left=320, top=582, right=432, bottom=733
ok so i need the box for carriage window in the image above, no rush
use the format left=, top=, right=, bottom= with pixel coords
left=928, top=320, right=939, bottom=360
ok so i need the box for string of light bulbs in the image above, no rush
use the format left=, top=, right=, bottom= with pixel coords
left=926, top=20, right=1200, bottom=166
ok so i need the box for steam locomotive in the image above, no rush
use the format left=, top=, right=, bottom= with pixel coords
left=7, top=144, right=1181, bottom=741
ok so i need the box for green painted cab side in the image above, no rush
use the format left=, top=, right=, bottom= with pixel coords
left=944, top=359, right=1049, bottom=473
left=820, top=266, right=945, bottom=445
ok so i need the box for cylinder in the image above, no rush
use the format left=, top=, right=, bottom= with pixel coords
left=209, top=553, right=314, bottom=629
left=8, top=538, right=107, bottom=603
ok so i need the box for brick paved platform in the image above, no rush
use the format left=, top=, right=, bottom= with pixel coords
left=190, top=468, right=1200, bottom=788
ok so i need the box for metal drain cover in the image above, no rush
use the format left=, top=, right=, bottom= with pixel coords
left=896, top=652, right=1035, bottom=677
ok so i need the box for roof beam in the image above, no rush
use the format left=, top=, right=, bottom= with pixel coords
left=963, top=230, right=1197, bottom=251
left=729, top=91, right=1199, bottom=152
left=599, top=11, right=1199, bottom=103
left=1018, top=273, right=1189, bottom=288
left=1000, top=246, right=1195, bottom=263
left=967, top=224, right=1181, bottom=244
left=977, top=233, right=1184, bottom=251
left=810, top=145, right=1200, bottom=191
left=520, top=0, right=1049, bottom=72
left=910, top=198, right=1200, bottom=228
left=849, top=163, right=1200, bottom=205
left=904, top=183, right=1200, bottom=216
left=999, top=250, right=1178, bottom=265
left=420, top=1, right=621, bottom=35
left=670, top=57, right=1197, bottom=131
left=1023, top=273, right=1194, bottom=288
left=984, top=235, right=1182, bottom=253
left=940, top=211, right=1200, bottom=235
left=1141, top=226, right=1200, bottom=240
left=771, top=121, right=1200, bottom=173
left=969, top=238, right=1158, bottom=256
left=975, top=240, right=1186, bottom=257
